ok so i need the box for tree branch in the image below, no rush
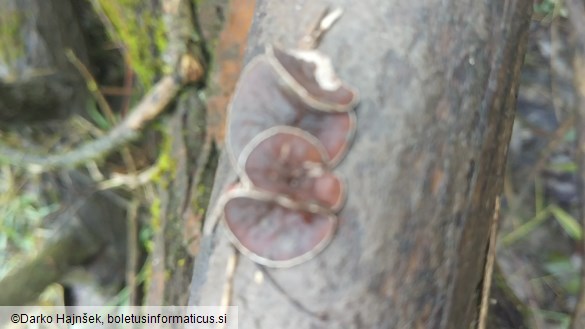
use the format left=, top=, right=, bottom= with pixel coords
left=0, top=75, right=180, bottom=173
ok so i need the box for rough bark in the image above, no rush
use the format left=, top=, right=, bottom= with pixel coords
left=191, top=0, right=532, bottom=328
left=139, top=0, right=217, bottom=306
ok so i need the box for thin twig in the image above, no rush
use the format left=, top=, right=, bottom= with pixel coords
left=257, top=265, right=327, bottom=320
left=97, top=165, right=159, bottom=190
left=478, top=196, right=500, bottom=329
left=120, top=51, right=135, bottom=117
left=0, top=76, right=181, bottom=173
left=66, top=49, right=117, bottom=124
left=299, top=7, right=344, bottom=50
left=68, top=49, right=139, bottom=182
left=100, top=86, right=132, bottom=96
left=218, top=247, right=238, bottom=329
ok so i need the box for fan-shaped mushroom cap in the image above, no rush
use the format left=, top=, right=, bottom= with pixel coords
left=226, top=53, right=356, bottom=170
left=239, top=126, right=345, bottom=211
left=267, top=45, right=359, bottom=112
left=222, top=187, right=336, bottom=267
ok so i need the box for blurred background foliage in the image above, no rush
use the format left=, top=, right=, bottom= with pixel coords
left=498, top=1, right=583, bottom=328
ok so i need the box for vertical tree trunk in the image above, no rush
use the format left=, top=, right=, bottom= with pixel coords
left=191, top=0, right=532, bottom=327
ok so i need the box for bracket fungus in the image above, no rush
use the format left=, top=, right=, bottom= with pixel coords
left=267, top=46, right=359, bottom=112
left=239, top=126, right=345, bottom=211
left=221, top=187, right=337, bottom=267
left=219, top=40, right=358, bottom=267
left=226, top=46, right=358, bottom=169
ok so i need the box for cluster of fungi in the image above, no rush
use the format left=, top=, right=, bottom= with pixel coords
left=221, top=45, right=359, bottom=267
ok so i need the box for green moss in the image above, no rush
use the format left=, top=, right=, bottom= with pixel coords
left=0, top=9, right=25, bottom=78
left=141, top=261, right=152, bottom=298
left=150, top=133, right=177, bottom=190
left=195, top=183, right=207, bottom=215
left=149, top=198, right=161, bottom=231
left=96, top=0, right=168, bottom=87
left=156, top=152, right=174, bottom=179
left=145, top=131, right=179, bottom=245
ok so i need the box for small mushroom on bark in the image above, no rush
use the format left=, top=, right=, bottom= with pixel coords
left=221, top=187, right=337, bottom=267
left=226, top=49, right=357, bottom=169
left=239, top=126, right=345, bottom=211
left=267, top=45, right=359, bottom=112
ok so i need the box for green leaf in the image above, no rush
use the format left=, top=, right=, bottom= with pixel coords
left=550, top=205, right=582, bottom=240
left=86, top=100, right=112, bottom=130
left=546, top=161, right=577, bottom=173
left=544, top=257, right=573, bottom=275
left=564, top=128, right=576, bottom=142
left=501, top=206, right=551, bottom=246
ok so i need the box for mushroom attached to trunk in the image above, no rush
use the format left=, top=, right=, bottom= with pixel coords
left=222, top=187, right=337, bottom=267
left=226, top=48, right=358, bottom=169
left=267, top=45, right=359, bottom=112
left=239, top=126, right=345, bottom=212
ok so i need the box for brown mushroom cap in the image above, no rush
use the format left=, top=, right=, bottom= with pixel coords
left=226, top=54, right=356, bottom=170
left=296, top=108, right=355, bottom=168
left=239, top=126, right=345, bottom=211
left=222, top=187, right=336, bottom=267
left=267, top=45, right=360, bottom=112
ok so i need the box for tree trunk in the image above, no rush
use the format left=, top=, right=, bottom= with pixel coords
left=190, top=0, right=532, bottom=328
